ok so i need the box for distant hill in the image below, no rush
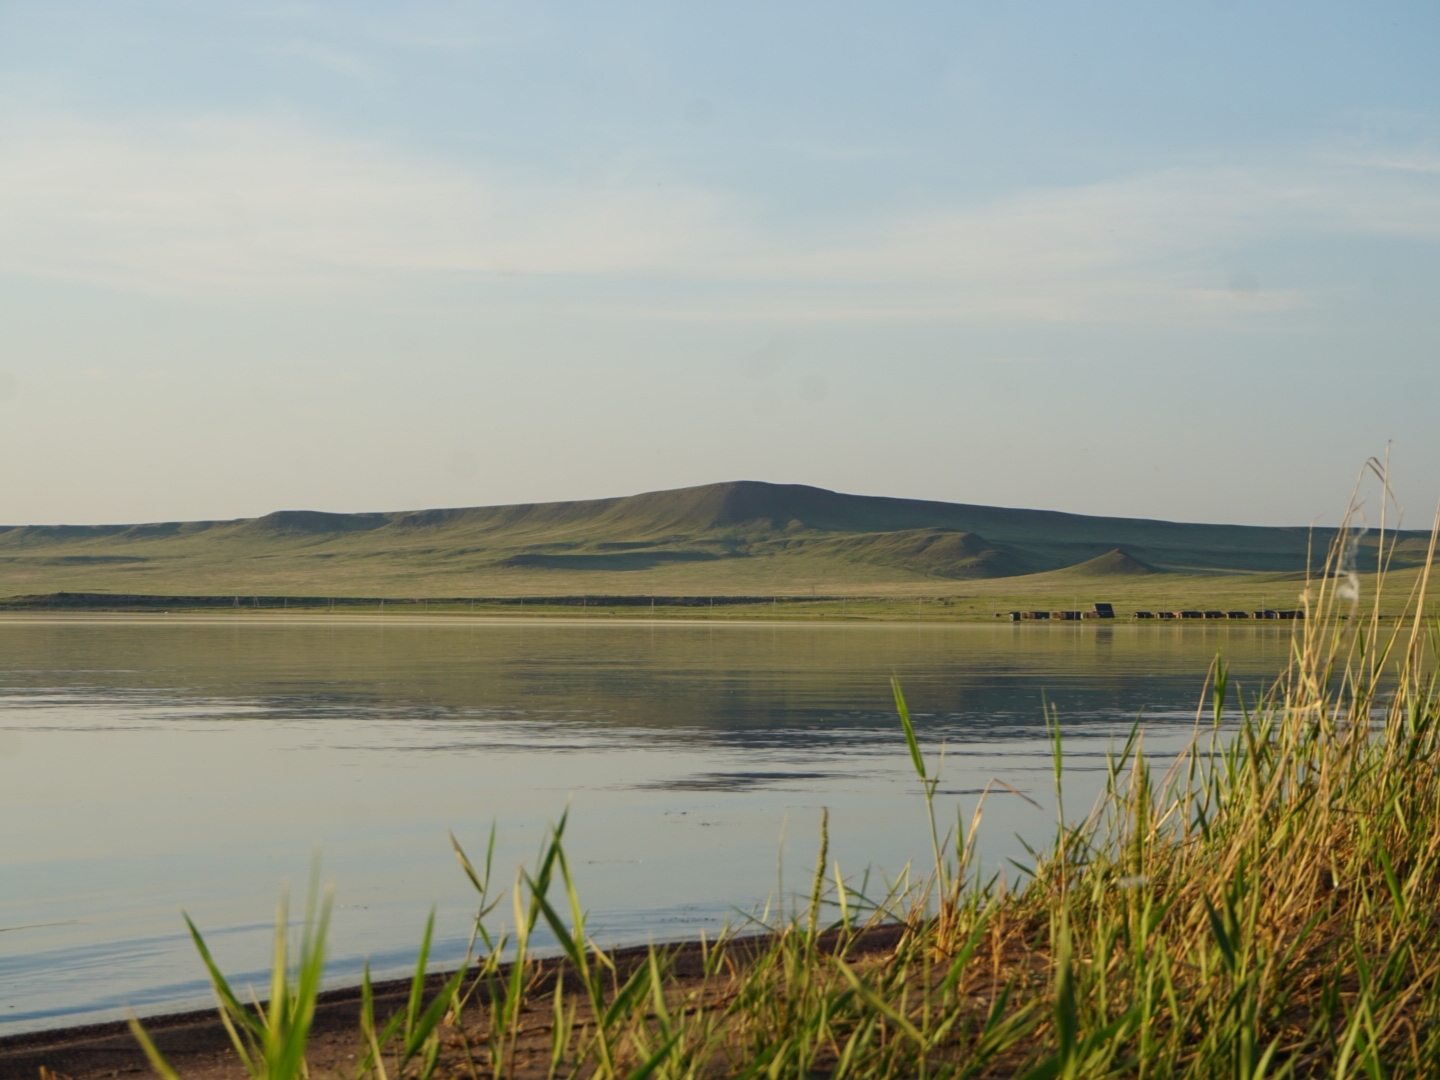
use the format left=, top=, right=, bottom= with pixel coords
left=0, top=481, right=1424, bottom=598
left=1049, top=549, right=1159, bottom=577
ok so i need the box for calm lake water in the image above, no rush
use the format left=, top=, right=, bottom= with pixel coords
left=0, top=616, right=1296, bottom=1035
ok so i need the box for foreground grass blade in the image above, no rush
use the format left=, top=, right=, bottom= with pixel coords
left=133, top=869, right=333, bottom=1080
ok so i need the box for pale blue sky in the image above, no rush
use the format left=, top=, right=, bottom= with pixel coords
left=1, top=2, right=1436, bottom=526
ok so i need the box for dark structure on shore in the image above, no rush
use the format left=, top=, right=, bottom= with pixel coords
left=1002, top=602, right=1115, bottom=622
left=1129, top=608, right=1306, bottom=621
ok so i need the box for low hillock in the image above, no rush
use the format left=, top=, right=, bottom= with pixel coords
left=0, top=481, right=1426, bottom=599
left=1052, top=548, right=1159, bottom=577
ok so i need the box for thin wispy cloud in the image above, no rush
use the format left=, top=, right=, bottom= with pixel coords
left=744, top=159, right=1440, bottom=321
left=0, top=111, right=739, bottom=294
left=271, top=40, right=375, bottom=79
left=0, top=107, right=1436, bottom=328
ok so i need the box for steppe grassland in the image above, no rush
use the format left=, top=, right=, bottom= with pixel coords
left=5, top=481, right=1425, bottom=605
left=2, top=566, right=1423, bottom=624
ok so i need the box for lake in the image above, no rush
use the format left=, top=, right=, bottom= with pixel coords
left=0, top=616, right=1295, bottom=1035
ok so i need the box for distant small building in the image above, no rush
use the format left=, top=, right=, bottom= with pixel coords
left=1022, top=611, right=1051, bottom=620
left=1052, top=610, right=1082, bottom=620
left=1158, top=611, right=1176, bottom=619
left=1091, top=603, right=1115, bottom=619
left=1227, top=611, right=1249, bottom=619
left=1180, top=611, right=1203, bottom=619
left=1204, top=611, right=1224, bottom=619
left=1007, top=611, right=1023, bottom=621
left=1277, top=610, right=1304, bottom=620
left=1133, top=611, right=1156, bottom=619
left=1255, top=610, right=1279, bottom=619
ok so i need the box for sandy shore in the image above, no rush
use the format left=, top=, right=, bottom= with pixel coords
left=0, top=924, right=905, bottom=1080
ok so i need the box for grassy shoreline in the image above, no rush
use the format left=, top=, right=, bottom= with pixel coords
left=0, top=566, right=1429, bottom=623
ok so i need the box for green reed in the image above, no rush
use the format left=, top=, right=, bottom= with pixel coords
left=129, top=865, right=332, bottom=1080
left=131, top=470, right=1440, bottom=1078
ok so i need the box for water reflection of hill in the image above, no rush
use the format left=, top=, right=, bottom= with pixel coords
left=0, top=619, right=1297, bottom=749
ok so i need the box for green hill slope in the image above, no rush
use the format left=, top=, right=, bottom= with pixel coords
left=0, top=481, right=1424, bottom=598
left=1048, top=548, right=1159, bottom=577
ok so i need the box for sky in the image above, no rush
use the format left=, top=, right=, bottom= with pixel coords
left=0, top=2, right=1437, bottom=528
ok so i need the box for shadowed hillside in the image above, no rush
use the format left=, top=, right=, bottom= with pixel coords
left=0, top=481, right=1426, bottom=599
